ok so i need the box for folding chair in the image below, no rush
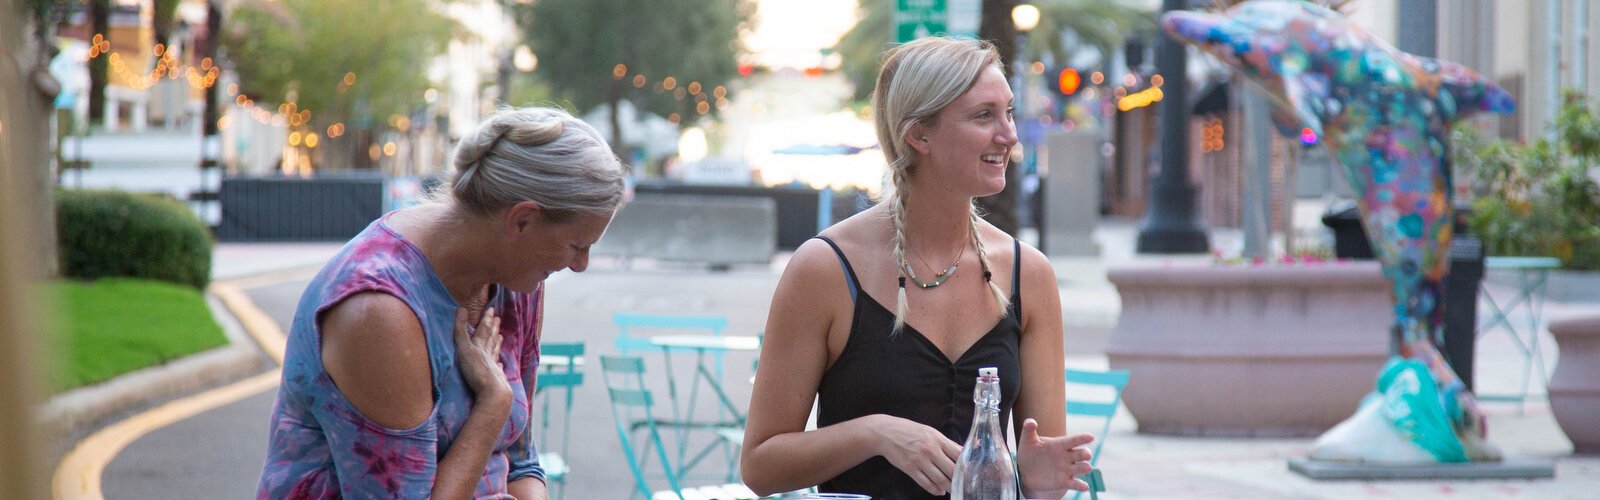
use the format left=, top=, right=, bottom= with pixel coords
left=600, top=354, right=757, bottom=500
left=534, top=342, right=584, bottom=500
left=614, top=313, right=742, bottom=478
left=1065, top=368, right=1129, bottom=500
left=614, top=312, right=729, bottom=358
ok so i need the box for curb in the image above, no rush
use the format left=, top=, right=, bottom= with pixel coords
left=36, top=287, right=270, bottom=436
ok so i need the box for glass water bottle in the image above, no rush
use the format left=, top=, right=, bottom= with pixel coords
left=951, top=367, right=1016, bottom=500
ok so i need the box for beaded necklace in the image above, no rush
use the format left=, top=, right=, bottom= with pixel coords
left=901, top=242, right=965, bottom=288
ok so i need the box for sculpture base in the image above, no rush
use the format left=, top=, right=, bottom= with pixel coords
left=1287, top=457, right=1555, bottom=480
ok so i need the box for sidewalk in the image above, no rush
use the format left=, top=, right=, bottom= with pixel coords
left=1043, top=218, right=1600, bottom=498
left=211, top=241, right=347, bottom=282
left=81, top=214, right=1600, bottom=499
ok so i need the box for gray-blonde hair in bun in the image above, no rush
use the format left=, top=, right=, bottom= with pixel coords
left=447, top=106, right=626, bottom=221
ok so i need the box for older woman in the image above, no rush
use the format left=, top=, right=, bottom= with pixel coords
left=741, top=37, right=1096, bottom=499
left=257, top=106, right=625, bottom=499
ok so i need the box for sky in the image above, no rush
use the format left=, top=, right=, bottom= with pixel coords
left=743, top=0, right=861, bottom=70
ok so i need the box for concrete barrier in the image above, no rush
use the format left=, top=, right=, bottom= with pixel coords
left=1043, top=129, right=1102, bottom=256
left=594, top=193, right=777, bottom=266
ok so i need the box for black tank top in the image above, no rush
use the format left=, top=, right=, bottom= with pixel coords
left=812, top=236, right=1023, bottom=500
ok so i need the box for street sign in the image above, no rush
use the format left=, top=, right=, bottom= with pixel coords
left=896, top=0, right=948, bottom=43
left=896, top=0, right=979, bottom=44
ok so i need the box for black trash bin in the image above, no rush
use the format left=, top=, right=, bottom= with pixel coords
left=1321, top=202, right=1374, bottom=260
left=1321, top=202, right=1484, bottom=389
left=1443, top=208, right=1484, bottom=391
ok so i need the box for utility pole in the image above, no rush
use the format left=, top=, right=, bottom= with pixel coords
left=1135, top=0, right=1208, bottom=254
left=194, top=0, right=222, bottom=230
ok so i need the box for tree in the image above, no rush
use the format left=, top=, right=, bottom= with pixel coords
left=1026, top=0, right=1155, bottom=67
left=522, top=0, right=754, bottom=163
left=976, top=0, right=1021, bottom=234
left=835, top=0, right=891, bottom=103
left=837, top=0, right=1153, bottom=101
left=16, top=0, right=68, bottom=277
left=835, top=0, right=1152, bottom=234
left=87, top=0, right=107, bottom=125
left=222, top=0, right=452, bottom=169
left=152, top=0, right=180, bottom=48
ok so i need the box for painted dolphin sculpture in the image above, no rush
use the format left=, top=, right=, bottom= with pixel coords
left=1161, top=1, right=1514, bottom=463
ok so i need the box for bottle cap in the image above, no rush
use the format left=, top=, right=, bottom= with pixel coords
left=979, top=367, right=997, bottom=377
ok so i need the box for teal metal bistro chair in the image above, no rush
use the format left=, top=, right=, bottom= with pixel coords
left=599, top=354, right=759, bottom=500
left=613, top=313, right=743, bottom=479
left=533, top=342, right=584, bottom=500
left=1064, top=368, right=1130, bottom=500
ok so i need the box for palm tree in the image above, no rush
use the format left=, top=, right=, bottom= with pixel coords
left=1024, top=0, right=1156, bottom=68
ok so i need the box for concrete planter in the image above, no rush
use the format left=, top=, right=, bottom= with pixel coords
left=1548, top=315, right=1600, bottom=453
left=1547, top=270, right=1600, bottom=304
left=1106, top=262, right=1391, bottom=437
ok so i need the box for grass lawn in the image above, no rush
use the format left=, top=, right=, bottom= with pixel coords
left=48, top=278, right=228, bottom=393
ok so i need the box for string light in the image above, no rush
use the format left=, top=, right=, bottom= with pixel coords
left=1201, top=117, right=1225, bottom=152
left=1116, top=87, right=1164, bottom=111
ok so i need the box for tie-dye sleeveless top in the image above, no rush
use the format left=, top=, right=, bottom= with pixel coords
left=258, top=214, right=544, bottom=499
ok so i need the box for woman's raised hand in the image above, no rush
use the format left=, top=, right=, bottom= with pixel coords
left=870, top=414, right=963, bottom=496
left=1016, top=418, right=1096, bottom=494
left=454, top=300, right=510, bottom=402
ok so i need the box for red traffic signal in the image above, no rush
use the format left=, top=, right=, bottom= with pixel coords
left=1057, top=68, right=1081, bottom=95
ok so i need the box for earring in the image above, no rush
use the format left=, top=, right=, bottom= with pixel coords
left=920, top=135, right=929, bottom=141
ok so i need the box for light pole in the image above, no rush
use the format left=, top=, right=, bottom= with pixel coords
left=1012, top=4, right=1041, bottom=248
left=1135, top=0, right=1209, bottom=253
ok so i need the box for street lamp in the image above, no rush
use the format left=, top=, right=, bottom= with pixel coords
left=1135, top=0, right=1209, bottom=253
left=513, top=45, right=537, bottom=72
left=1012, top=4, right=1040, bottom=32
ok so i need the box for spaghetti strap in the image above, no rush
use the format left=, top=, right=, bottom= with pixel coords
left=1011, top=238, right=1022, bottom=317
left=814, top=236, right=860, bottom=303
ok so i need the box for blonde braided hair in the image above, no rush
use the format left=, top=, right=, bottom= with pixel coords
left=872, top=37, right=1009, bottom=335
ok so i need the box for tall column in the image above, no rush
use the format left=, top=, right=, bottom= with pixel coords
left=1136, top=0, right=1208, bottom=254
left=1399, top=0, right=1438, bottom=58
left=1573, top=0, right=1588, bottom=90
left=1548, top=0, right=1562, bottom=141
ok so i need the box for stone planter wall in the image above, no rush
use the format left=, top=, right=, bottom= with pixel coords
left=1106, top=262, right=1391, bottom=437
left=1485, top=268, right=1600, bottom=304
left=1548, top=315, right=1600, bottom=453
left=1546, top=270, right=1600, bottom=304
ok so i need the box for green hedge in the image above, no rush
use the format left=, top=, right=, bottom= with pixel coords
left=57, top=190, right=213, bottom=289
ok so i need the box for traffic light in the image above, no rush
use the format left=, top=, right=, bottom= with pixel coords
left=1056, top=68, right=1081, bottom=95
